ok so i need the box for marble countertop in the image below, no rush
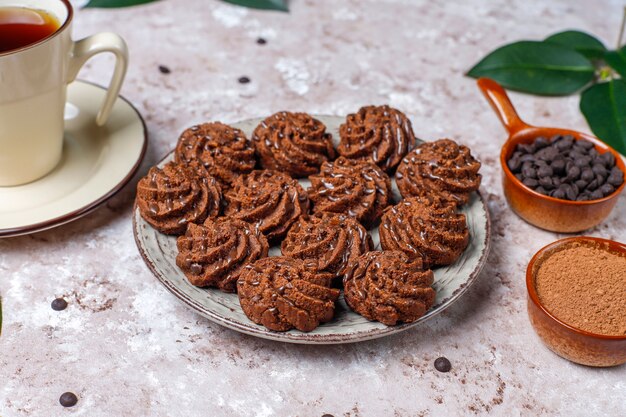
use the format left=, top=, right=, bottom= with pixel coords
left=1, top=0, right=625, bottom=416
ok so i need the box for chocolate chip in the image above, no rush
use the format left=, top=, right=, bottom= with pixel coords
left=507, top=157, right=521, bottom=173
left=434, top=357, right=452, bottom=372
left=519, top=143, right=535, bottom=154
left=600, top=183, right=615, bottom=196
left=586, top=179, right=599, bottom=191
left=522, top=166, right=537, bottom=179
left=556, top=137, right=573, bottom=151
left=535, top=186, right=548, bottom=195
left=551, top=159, right=565, bottom=175
left=537, top=165, right=553, bottom=178
left=566, top=165, right=581, bottom=181
left=238, top=76, right=251, bottom=84
left=534, top=137, right=549, bottom=149
left=577, top=139, right=595, bottom=150
left=51, top=298, right=67, bottom=311
left=522, top=178, right=538, bottom=188
left=590, top=189, right=604, bottom=200
left=538, top=176, right=554, bottom=190
left=574, top=179, right=588, bottom=190
left=158, top=65, right=171, bottom=74
left=520, top=154, right=535, bottom=162
left=321, top=414, right=335, bottom=417
left=592, top=164, right=607, bottom=178
left=581, top=168, right=594, bottom=182
left=574, top=156, right=591, bottom=168
left=607, top=171, right=624, bottom=187
left=256, top=37, right=267, bottom=45
left=551, top=188, right=565, bottom=199
left=566, top=183, right=579, bottom=200
left=59, top=392, right=78, bottom=407
left=600, top=152, right=615, bottom=167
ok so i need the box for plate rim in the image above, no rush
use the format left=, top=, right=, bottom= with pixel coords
left=0, top=80, right=148, bottom=238
left=132, top=121, right=492, bottom=344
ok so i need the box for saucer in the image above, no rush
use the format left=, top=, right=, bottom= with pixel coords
left=0, top=80, right=147, bottom=237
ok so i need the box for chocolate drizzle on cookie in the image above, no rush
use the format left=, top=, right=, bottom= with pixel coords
left=174, top=122, right=256, bottom=190
left=281, top=212, right=373, bottom=277
left=176, top=219, right=269, bottom=292
left=379, top=196, right=469, bottom=267
left=252, top=111, right=336, bottom=178
left=308, top=157, right=391, bottom=226
left=237, top=256, right=340, bottom=332
left=396, top=138, right=481, bottom=206
left=136, top=161, right=221, bottom=235
left=224, top=170, right=310, bottom=242
left=343, top=251, right=435, bottom=325
left=338, top=105, right=416, bottom=172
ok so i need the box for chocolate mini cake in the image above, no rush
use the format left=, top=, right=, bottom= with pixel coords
left=176, top=219, right=268, bottom=292
left=338, top=105, right=416, bottom=172
left=380, top=196, right=469, bottom=266
left=224, top=170, right=309, bottom=242
left=281, top=212, right=373, bottom=277
left=237, top=256, right=340, bottom=332
left=174, top=122, right=256, bottom=190
left=308, top=157, right=391, bottom=226
left=396, top=138, right=481, bottom=206
left=252, top=111, right=336, bottom=178
left=136, top=161, right=221, bottom=235
left=343, top=251, right=435, bottom=326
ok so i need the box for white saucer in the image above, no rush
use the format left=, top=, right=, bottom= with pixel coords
left=0, top=80, right=147, bottom=237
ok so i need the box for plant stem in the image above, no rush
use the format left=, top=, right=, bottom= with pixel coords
left=617, top=6, right=626, bottom=49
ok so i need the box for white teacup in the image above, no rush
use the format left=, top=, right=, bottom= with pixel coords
left=0, top=0, right=128, bottom=186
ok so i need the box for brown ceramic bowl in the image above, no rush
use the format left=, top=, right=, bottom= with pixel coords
left=477, top=78, right=625, bottom=233
left=526, top=236, right=626, bottom=367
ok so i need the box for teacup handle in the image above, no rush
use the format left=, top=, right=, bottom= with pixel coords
left=477, top=78, right=530, bottom=136
left=67, top=33, right=129, bottom=126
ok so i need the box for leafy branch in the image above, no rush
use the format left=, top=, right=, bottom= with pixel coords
left=84, top=0, right=289, bottom=11
left=467, top=8, right=626, bottom=155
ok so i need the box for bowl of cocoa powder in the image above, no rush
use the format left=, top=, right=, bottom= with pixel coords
left=527, top=237, right=626, bottom=367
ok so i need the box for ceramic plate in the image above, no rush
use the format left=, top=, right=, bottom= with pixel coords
left=0, top=80, right=147, bottom=237
left=133, top=116, right=491, bottom=344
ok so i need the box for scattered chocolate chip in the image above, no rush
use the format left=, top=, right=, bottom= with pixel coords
left=51, top=298, right=67, bottom=311
left=256, top=37, right=267, bottom=45
left=59, top=392, right=78, bottom=407
left=158, top=65, right=171, bottom=74
left=434, top=357, right=452, bottom=373
left=238, top=76, right=251, bottom=84
left=321, top=414, right=334, bottom=417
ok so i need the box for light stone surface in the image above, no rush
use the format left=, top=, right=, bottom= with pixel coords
left=1, top=0, right=625, bottom=416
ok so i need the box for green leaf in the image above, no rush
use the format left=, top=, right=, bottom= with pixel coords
left=467, top=41, right=595, bottom=96
left=84, top=0, right=160, bottom=7
left=221, top=0, right=288, bottom=11
left=544, top=30, right=607, bottom=59
left=604, top=46, right=626, bottom=78
left=580, top=80, right=626, bottom=155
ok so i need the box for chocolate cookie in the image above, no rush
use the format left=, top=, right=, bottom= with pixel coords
left=224, top=170, right=309, bottom=242
left=396, top=139, right=481, bottom=206
left=281, top=212, right=373, bottom=277
left=308, top=157, right=392, bottom=226
left=174, top=122, right=256, bottom=190
left=343, top=251, right=435, bottom=326
left=252, top=112, right=336, bottom=178
left=176, top=219, right=269, bottom=292
left=379, top=196, right=469, bottom=266
left=338, top=105, right=416, bottom=172
left=237, top=256, right=340, bottom=332
left=136, top=161, right=222, bottom=235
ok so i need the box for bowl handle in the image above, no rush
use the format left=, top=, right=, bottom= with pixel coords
left=477, top=78, right=530, bottom=136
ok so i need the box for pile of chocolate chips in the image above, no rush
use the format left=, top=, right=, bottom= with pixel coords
left=507, top=135, right=624, bottom=201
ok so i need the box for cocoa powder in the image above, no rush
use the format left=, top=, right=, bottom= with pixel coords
left=535, top=242, right=626, bottom=336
